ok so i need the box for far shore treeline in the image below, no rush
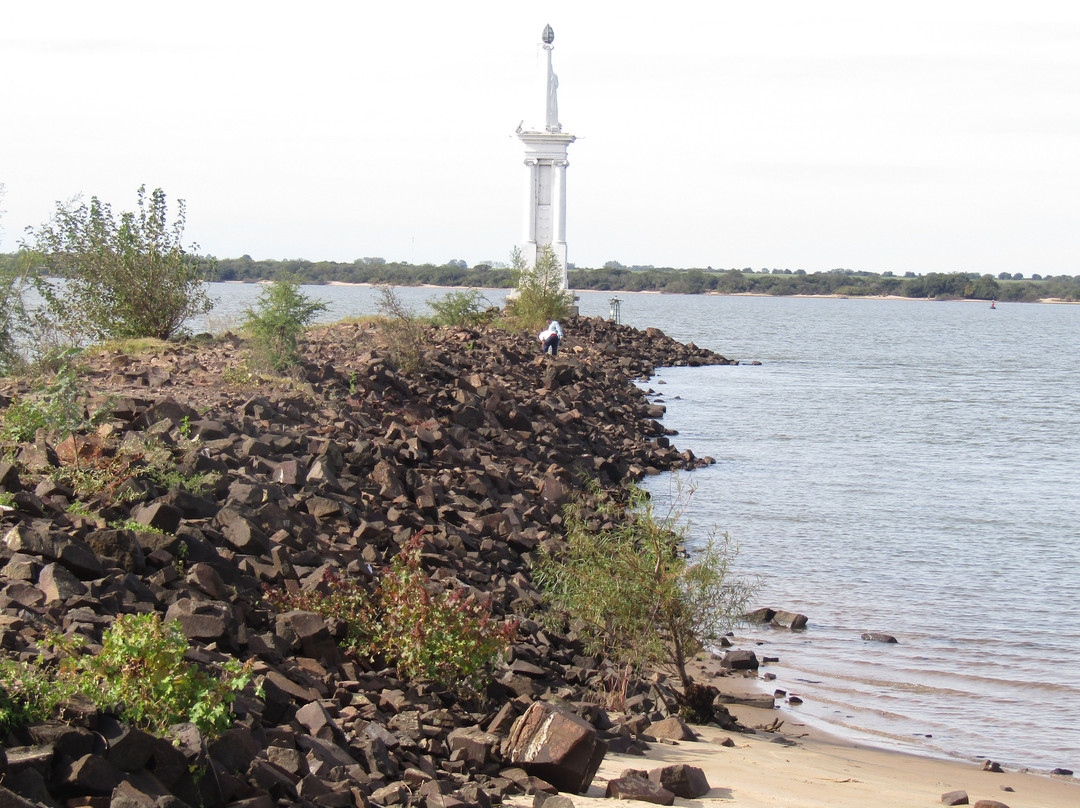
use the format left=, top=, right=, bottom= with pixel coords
left=3, top=252, right=1078, bottom=303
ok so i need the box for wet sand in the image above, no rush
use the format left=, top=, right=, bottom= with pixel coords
left=511, top=664, right=1079, bottom=808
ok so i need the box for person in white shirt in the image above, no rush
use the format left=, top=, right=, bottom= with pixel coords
left=538, top=319, right=564, bottom=355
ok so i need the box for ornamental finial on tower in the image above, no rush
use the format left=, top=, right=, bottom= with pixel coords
left=542, top=24, right=554, bottom=45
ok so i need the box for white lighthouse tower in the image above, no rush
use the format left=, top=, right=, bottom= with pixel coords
left=517, top=24, right=575, bottom=287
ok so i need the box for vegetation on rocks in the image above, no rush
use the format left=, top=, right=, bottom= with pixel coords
left=427, top=288, right=494, bottom=327
left=0, top=349, right=106, bottom=444
left=0, top=654, right=77, bottom=734
left=82, top=613, right=255, bottom=736
left=1, top=366, right=216, bottom=504
left=377, top=284, right=428, bottom=375
left=0, top=614, right=254, bottom=738
left=0, top=255, right=34, bottom=376
left=241, top=276, right=328, bottom=371
left=506, top=245, right=574, bottom=329
left=372, top=535, right=517, bottom=692
left=0, top=313, right=738, bottom=806
left=534, top=484, right=756, bottom=721
left=269, top=535, right=515, bottom=695
left=25, top=185, right=216, bottom=344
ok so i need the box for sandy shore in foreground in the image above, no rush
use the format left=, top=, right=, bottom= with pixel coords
left=512, top=668, right=1079, bottom=808
left=576, top=719, right=1078, bottom=808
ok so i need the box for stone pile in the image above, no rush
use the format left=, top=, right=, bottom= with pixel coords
left=0, top=316, right=739, bottom=808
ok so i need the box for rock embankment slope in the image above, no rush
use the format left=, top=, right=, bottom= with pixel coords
left=0, top=316, right=736, bottom=808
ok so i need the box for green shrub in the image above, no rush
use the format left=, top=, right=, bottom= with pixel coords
left=0, top=349, right=107, bottom=444
left=376, top=286, right=428, bottom=376
left=241, top=277, right=328, bottom=371
left=266, top=536, right=515, bottom=694
left=428, top=289, right=492, bottom=327
left=66, top=500, right=91, bottom=516
left=533, top=483, right=756, bottom=713
left=505, top=245, right=574, bottom=330
left=56, top=463, right=129, bottom=502
left=28, top=185, right=216, bottom=342
left=0, top=252, right=35, bottom=376
left=108, top=518, right=166, bottom=535
left=221, top=363, right=256, bottom=387
left=80, top=614, right=254, bottom=737
left=0, top=654, right=81, bottom=732
left=374, top=538, right=516, bottom=691
left=0, top=615, right=254, bottom=738
left=0, top=397, right=50, bottom=443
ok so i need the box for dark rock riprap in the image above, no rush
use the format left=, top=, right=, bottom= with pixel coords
left=0, top=316, right=738, bottom=807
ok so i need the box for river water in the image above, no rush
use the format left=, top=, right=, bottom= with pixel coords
left=201, top=283, right=1079, bottom=773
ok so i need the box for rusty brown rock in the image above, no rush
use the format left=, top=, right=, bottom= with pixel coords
left=505, top=701, right=607, bottom=794
left=941, top=790, right=969, bottom=805
left=131, top=501, right=183, bottom=534
left=648, top=764, right=711, bottom=798
left=646, top=716, right=696, bottom=743
left=605, top=775, right=675, bottom=805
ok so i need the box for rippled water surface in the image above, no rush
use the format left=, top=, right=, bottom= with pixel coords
left=202, top=284, right=1080, bottom=772
left=615, top=293, right=1080, bottom=773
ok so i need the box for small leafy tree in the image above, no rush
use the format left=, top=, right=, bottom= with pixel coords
left=427, top=289, right=491, bottom=327
left=28, top=185, right=216, bottom=342
left=533, top=483, right=756, bottom=719
left=506, top=245, right=574, bottom=329
left=964, top=274, right=1001, bottom=301
left=241, top=276, right=328, bottom=371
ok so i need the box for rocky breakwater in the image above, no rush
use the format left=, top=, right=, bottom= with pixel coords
left=0, top=316, right=736, bottom=808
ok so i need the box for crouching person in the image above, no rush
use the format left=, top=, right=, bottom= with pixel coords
left=538, top=319, right=564, bottom=355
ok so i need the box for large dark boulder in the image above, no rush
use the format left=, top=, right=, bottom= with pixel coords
left=720, top=649, right=759, bottom=670
left=504, top=701, right=607, bottom=794
left=648, top=764, right=711, bottom=798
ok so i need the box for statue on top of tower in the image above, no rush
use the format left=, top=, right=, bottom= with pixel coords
left=542, top=24, right=561, bottom=133
left=546, top=73, right=559, bottom=132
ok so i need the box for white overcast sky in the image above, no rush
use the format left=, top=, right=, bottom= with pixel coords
left=2, top=1, right=1078, bottom=275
